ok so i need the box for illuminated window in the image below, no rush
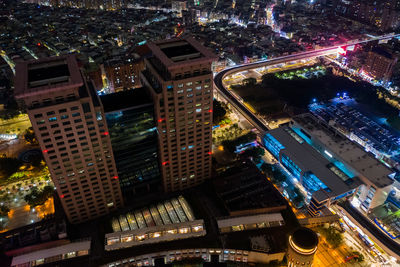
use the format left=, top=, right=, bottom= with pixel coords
left=107, top=236, right=120, bottom=245
left=192, top=225, right=203, bottom=232
left=121, top=235, right=133, bottom=242
left=281, top=153, right=301, bottom=179
left=179, top=227, right=190, bottom=234
left=149, top=232, right=161, bottom=238
left=135, top=234, right=147, bottom=241
left=263, top=133, right=284, bottom=158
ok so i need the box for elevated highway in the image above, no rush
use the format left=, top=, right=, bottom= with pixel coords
left=213, top=33, right=400, bottom=134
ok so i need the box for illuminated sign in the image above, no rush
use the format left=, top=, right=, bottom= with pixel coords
left=337, top=47, right=346, bottom=55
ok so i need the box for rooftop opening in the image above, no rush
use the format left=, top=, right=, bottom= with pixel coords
left=158, top=41, right=202, bottom=62
left=28, top=60, right=70, bottom=88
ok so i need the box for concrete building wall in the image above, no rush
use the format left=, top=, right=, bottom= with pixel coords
left=141, top=38, right=214, bottom=192
left=15, top=55, right=123, bottom=223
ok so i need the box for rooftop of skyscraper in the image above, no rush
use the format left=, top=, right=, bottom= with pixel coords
left=14, top=55, right=83, bottom=99
left=146, top=37, right=216, bottom=70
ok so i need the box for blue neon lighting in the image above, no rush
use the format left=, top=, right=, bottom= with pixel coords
left=333, top=189, right=355, bottom=201
left=291, top=127, right=312, bottom=145
left=263, top=133, right=285, bottom=158
left=332, top=160, right=354, bottom=178
left=302, top=171, right=330, bottom=193
left=281, top=153, right=301, bottom=179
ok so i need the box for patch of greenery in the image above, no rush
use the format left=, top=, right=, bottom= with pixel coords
left=0, top=204, right=10, bottom=217
left=318, top=226, right=343, bottom=248
left=274, top=66, right=326, bottom=80
left=23, top=127, right=38, bottom=144
left=350, top=251, right=364, bottom=263
left=242, top=77, right=257, bottom=86
left=213, top=99, right=227, bottom=125
left=221, top=131, right=257, bottom=154
left=242, top=146, right=265, bottom=163
left=24, top=185, right=54, bottom=207
left=213, top=123, right=244, bottom=144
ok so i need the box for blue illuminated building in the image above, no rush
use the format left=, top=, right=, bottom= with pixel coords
left=262, top=123, right=361, bottom=216
left=291, top=114, right=394, bottom=213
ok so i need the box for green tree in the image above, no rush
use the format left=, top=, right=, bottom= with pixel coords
left=270, top=167, right=286, bottom=184
left=242, top=147, right=265, bottom=162
left=23, top=127, right=38, bottom=144
left=261, top=73, right=276, bottom=81
left=352, top=251, right=364, bottom=262
left=242, top=77, right=257, bottom=86
left=319, top=226, right=343, bottom=248
left=0, top=205, right=10, bottom=217
left=221, top=131, right=257, bottom=154
left=24, top=185, right=54, bottom=207
left=293, top=187, right=305, bottom=207
left=213, top=100, right=227, bottom=125
left=261, top=163, right=273, bottom=176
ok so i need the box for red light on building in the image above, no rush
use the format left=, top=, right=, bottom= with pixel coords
left=208, top=109, right=213, bottom=113
left=37, top=42, right=41, bottom=46
left=113, top=176, right=118, bottom=180
left=43, top=149, right=48, bottom=153
left=162, top=161, right=169, bottom=166
left=103, top=131, right=109, bottom=136
left=60, top=194, right=65, bottom=198
left=207, top=151, right=212, bottom=155
left=337, top=47, right=346, bottom=55
left=158, top=118, right=164, bottom=123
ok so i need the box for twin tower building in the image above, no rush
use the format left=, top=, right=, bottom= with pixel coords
left=15, top=37, right=216, bottom=224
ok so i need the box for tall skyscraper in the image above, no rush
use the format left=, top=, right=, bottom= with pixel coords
left=15, top=55, right=123, bottom=223
left=363, top=47, right=398, bottom=82
left=141, top=37, right=216, bottom=192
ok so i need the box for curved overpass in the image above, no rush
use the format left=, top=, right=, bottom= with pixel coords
left=213, top=46, right=340, bottom=133
left=213, top=33, right=400, bottom=133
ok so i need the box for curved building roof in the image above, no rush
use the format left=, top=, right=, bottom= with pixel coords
left=291, top=227, right=318, bottom=250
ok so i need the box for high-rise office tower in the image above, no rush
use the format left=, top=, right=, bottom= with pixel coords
left=363, top=47, right=398, bottom=83
left=15, top=55, right=123, bottom=224
left=141, top=37, right=216, bottom=192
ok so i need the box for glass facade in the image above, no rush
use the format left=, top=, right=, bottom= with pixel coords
left=281, top=153, right=302, bottom=179
left=333, top=189, right=355, bottom=201
left=302, top=171, right=330, bottom=194
left=263, top=133, right=285, bottom=158
left=105, top=106, right=160, bottom=200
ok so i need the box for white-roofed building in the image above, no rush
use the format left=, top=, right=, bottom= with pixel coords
left=11, top=240, right=90, bottom=267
